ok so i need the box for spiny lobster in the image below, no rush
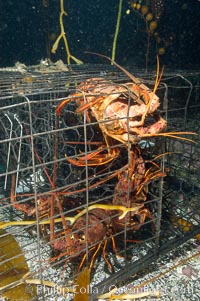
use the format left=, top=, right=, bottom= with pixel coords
left=52, top=147, right=165, bottom=272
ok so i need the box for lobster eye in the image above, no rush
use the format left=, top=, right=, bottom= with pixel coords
left=78, top=231, right=85, bottom=241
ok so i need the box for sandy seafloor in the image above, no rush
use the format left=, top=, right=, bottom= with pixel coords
left=1, top=215, right=199, bottom=301
left=100, top=239, right=200, bottom=301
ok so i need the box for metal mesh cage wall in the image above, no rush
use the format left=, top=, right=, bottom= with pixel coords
left=0, top=65, right=199, bottom=300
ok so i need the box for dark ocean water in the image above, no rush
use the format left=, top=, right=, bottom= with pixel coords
left=0, top=0, right=199, bottom=69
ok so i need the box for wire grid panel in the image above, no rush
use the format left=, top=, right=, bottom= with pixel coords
left=0, top=66, right=199, bottom=300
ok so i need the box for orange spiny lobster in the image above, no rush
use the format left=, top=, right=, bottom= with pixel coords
left=52, top=147, right=165, bottom=272
left=56, top=53, right=195, bottom=166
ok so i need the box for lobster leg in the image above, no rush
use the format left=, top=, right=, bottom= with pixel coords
left=110, top=235, right=124, bottom=259
left=56, top=93, right=82, bottom=115
left=78, top=242, right=103, bottom=272
left=102, top=239, right=114, bottom=273
left=10, top=174, right=32, bottom=214
left=65, top=135, right=121, bottom=166
left=76, top=95, right=107, bottom=113
left=89, top=243, right=102, bottom=270
left=65, top=147, right=120, bottom=166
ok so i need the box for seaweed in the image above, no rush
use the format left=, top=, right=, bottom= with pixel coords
left=0, top=228, right=37, bottom=300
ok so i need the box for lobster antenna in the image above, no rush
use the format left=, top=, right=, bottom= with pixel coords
left=85, top=51, right=141, bottom=85
left=85, top=51, right=163, bottom=96
left=152, top=55, right=164, bottom=95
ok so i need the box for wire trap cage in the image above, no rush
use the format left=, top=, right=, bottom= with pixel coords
left=0, top=64, right=199, bottom=300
